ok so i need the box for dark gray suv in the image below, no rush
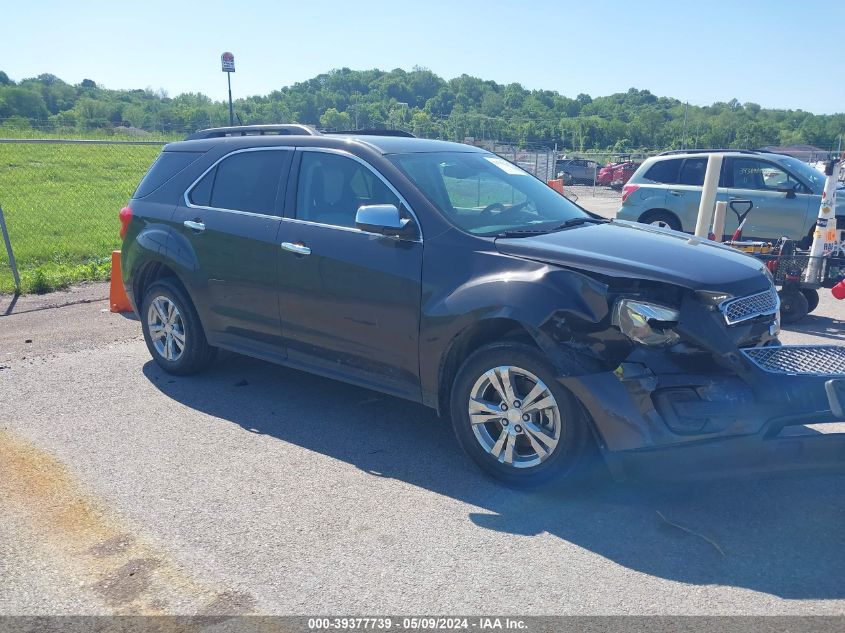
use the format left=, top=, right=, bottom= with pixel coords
left=120, top=127, right=845, bottom=485
left=555, top=158, right=600, bottom=185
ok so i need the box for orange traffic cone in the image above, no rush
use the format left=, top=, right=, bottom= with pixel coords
left=832, top=278, right=845, bottom=301
left=547, top=178, right=565, bottom=195
left=110, top=251, right=133, bottom=313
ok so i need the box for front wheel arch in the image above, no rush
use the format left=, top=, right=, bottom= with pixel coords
left=639, top=209, right=682, bottom=231
left=800, top=216, right=845, bottom=251
left=436, top=318, right=536, bottom=417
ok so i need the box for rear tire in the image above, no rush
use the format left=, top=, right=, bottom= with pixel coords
left=449, top=342, right=590, bottom=487
left=640, top=210, right=682, bottom=231
left=141, top=279, right=216, bottom=375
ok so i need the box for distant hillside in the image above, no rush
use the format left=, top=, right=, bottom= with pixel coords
left=1, top=67, right=843, bottom=151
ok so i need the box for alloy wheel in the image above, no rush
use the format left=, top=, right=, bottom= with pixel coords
left=468, top=365, right=561, bottom=468
left=650, top=219, right=672, bottom=229
left=147, top=295, right=186, bottom=361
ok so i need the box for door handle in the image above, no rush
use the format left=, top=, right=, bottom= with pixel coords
left=668, top=190, right=683, bottom=196
left=183, top=220, right=206, bottom=232
left=281, top=241, right=311, bottom=256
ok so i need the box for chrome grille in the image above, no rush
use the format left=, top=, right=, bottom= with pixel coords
left=742, top=346, right=845, bottom=375
left=720, top=287, right=779, bottom=325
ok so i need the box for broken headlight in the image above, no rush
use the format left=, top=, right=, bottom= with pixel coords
left=612, top=299, right=681, bottom=347
left=695, top=290, right=733, bottom=312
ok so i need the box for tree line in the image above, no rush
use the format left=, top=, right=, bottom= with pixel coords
left=1, top=67, right=843, bottom=151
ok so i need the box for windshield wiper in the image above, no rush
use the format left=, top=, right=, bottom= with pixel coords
left=494, top=228, right=554, bottom=238
left=551, top=217, right=609, bottom=231
left=492, top=217, right=608, bottom=238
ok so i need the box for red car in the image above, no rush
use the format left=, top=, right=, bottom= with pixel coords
left=597, top=161, right=639, bottom=187
left=596, top=162, right=618, bottom=186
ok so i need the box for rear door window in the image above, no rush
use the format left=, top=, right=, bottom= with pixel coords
left=644, top=159, right=681, bottom=184
left=189, top=149, right=291, bottom=215
left=678, top=158, right=709, bottom=186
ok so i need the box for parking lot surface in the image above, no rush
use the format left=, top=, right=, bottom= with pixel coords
left=2, top=212, right=844, bottom=615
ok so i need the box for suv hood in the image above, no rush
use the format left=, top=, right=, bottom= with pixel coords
left=495, top=220, right=770, bottom=295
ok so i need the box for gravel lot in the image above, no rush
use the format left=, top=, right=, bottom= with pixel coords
left=566, top=185, right=623, bottom=219
left=2, top=207, right=844, bottom=615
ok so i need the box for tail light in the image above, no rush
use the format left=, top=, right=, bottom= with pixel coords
left=119, top=206, right=133, bottom=239
left=621, top=184, right=640, bottom=203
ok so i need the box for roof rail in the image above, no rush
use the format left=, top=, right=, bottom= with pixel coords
left=657, top=148, right=763, bottom=156
left=185, top=124, right=321, bottom=140
left=328, top=129, right=416, bottom=138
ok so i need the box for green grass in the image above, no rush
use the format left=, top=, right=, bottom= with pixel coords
left=443, top=176, right=524, bottom=209
left=0, top=126, right=181, bottom=142
left=0, top=141, right=164, bottom=294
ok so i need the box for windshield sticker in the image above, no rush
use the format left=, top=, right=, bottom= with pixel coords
left=484, top=156, right=527, bottom=176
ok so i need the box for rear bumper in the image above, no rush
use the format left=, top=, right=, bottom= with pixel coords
left=561, top=345, right=845, bottom=479
left=124, top=281, right=139, bottom=315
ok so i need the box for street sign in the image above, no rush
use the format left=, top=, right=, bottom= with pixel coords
left=221, top=52, right=235, bottom=73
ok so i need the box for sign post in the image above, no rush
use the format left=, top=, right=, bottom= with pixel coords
left=221, top=52, right=235, bottom=126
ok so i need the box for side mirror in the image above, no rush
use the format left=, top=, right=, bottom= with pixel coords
left=355, top=204, right=414, bottom=239
left=778, top=184, right=797, bottom=199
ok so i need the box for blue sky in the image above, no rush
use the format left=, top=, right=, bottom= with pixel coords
left=5, top=0, right=844, bottom=113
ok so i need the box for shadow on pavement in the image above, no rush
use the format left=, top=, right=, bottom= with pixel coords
left=1, top=292, right=19, bottom=315
left=144, top=353, right=845, bottom=601
left=787, top=314, right=845, bottom=342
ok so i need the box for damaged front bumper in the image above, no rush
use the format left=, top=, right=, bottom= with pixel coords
left=562, top=345, right=845, bottom=479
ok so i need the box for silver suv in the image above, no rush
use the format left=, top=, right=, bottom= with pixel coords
left=617, top=149, right=845, bottom=255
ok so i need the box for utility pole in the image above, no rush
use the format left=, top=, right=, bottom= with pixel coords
left=352, top=91, right=360, bottom=129
left=681, top=101, right=688, bottom=149
left=806, top=155, right=843, bottom=283
left=221, top=52, right=236, bottom=126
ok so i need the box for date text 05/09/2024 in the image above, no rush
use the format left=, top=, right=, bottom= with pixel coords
left=307, top=617, right=528, bottom=631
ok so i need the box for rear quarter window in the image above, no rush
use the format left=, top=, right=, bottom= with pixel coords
left=133, top=151, right=203, bottom=198
left=644, top=159, right=681, bottom=184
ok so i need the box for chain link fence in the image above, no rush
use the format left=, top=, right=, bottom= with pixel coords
left=496, top=150, right=556, bottom=181
left=0, top=139, right=165, bottom=294
left=0, top=137, right=603, bottom=295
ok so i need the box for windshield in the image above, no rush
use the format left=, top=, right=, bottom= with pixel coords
left=389, top=151, right=589, bottom=236
left=778, top=156, right=827, bottom=194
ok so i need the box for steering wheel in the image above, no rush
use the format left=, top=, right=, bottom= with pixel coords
left=478, top=200, right=531, bottom=221
left=478, top=202, right=506, bottom=220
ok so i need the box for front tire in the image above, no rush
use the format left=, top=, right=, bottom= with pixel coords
left=141, top=279, right=216, bottom=375
left=449, top=342, right=589, bottom=486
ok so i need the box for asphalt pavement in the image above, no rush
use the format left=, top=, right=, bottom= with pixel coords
left=1, top=224, right=845, bottom=615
